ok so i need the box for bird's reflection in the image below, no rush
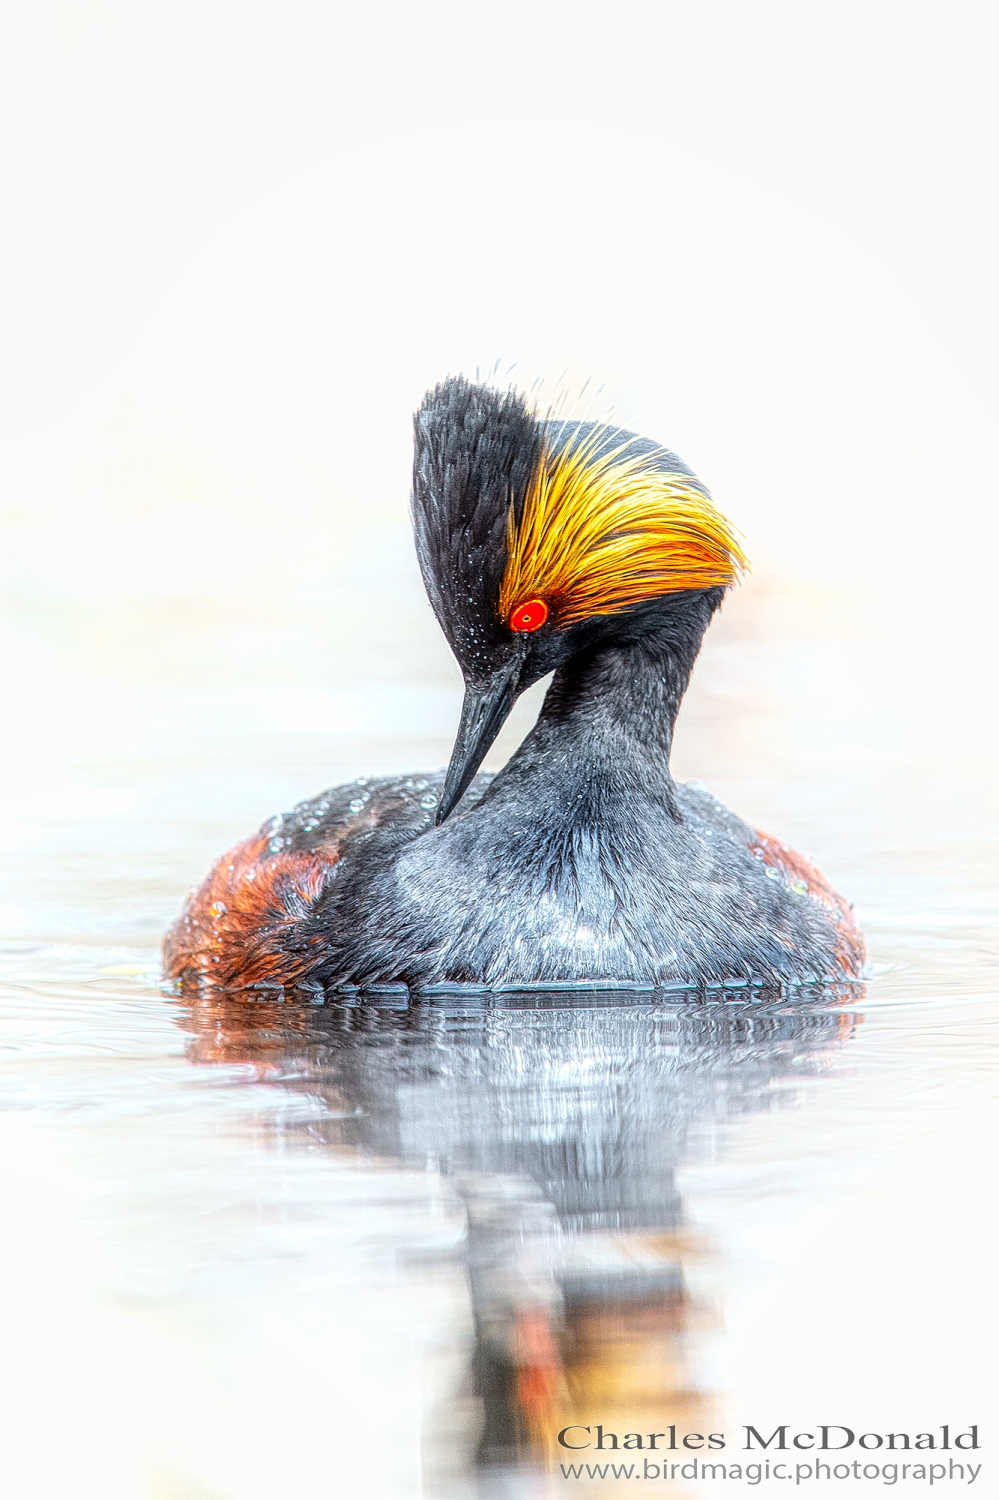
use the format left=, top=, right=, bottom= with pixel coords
left=178, top=986, right=860, bottom=1488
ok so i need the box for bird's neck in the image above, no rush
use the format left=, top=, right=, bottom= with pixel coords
left=503, top=595, right=717, bottom=814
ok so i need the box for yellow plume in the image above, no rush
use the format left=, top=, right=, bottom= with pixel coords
left=498, top=425, right=747, bottom=628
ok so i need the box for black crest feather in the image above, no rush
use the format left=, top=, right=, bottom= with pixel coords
left=411, top=378, right=541, bottom=673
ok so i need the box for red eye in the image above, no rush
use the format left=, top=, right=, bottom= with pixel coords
left=509, top=598, right=549, bottom=633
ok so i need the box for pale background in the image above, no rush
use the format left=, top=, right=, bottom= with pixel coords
left=3, top=1, right=998, bottom=621
left=1, top=5, right=997, bottom=1499
left=4, top=0, right=998, bottom=869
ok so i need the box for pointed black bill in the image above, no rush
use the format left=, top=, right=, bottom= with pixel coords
left=436, top=649, right=526, bottom=825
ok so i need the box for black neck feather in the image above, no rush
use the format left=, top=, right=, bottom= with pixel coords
left=495, top=589, right=722, bottom=819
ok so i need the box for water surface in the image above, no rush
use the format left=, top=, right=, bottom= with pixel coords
left=1, top=577, right=996, bottom=1498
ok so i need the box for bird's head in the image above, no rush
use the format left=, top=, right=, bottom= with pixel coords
left=411, top=377, right=747, bottom=823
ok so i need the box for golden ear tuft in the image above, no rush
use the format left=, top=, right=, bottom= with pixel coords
left=498, top=426, right=747, bottom=629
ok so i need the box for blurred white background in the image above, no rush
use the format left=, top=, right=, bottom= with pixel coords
left=2, top=0, right=997, bottom=609
left=3, top=0, right=997, bottom=851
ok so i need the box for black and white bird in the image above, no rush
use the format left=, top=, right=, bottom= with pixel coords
left=164, top=377, right=865, bottom=993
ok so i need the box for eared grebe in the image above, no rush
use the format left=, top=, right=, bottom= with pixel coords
left=163, top=378, right=864, bottom=993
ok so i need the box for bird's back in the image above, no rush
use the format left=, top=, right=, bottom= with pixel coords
left=163, top=771, right=863, bottom=993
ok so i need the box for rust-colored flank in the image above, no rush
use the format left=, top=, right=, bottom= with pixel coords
left=749, top=830, right=866, bottom=975
left=163, top=833, right=340, bottom=988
